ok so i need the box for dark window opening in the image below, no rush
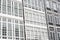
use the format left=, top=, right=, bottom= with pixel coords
left=49, top=27, right=54, bottom=31
left=54, top=10, right=57, bottom=13
left=47, top=7, right=51, bottom=10
left=57, top=28, right=60, bottom=32
left=49, top=22, right=53, bottom=25
left=58, top=0, right=60, bottom=2
left=56, top=24, right=60, bottom=26
left=2, top=37, right=7, bottom=39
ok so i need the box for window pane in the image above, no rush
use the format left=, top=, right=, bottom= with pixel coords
left=52, top=2, right=57, bottom=10
left=15, top=24, right=19, bottom=37
left=8, top=18, right=11, bottom=22
left=14, top=2, right=18, bottom=16
left=28, top=0, right=30, bottom=4
left=46, top=0, right=50, bottom=8
left=58, top=33, right=60, bottom=40
left=58, top=4, right=60, bottom=12
left=2, top=5, right=6, bottom=14
left=19, top=9, right=23, bottom=17
left=0, top=0, right=1, bottom=13
left=0, top=22, right=1, bottom=36
left=2, top=0, right=6, bottom=6
left=2, top=27, right=7, bottom=36
left=20, top=31, right=23, bottom=37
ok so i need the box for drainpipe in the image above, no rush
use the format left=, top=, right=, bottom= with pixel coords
left=22, top=0, right=26, bottom=40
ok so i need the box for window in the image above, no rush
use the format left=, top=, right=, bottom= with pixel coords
left=52, top=2, right=57, bottom=10
left=35, top=1, right=38, bottom=10
left=0, top=17, right=1, bottom=21
left=2, top=5, right=6, bottom=14
left=49, top=15, right=53, bottom=23
left=15, top=24, right=19, bottom=37
left=26, top=30, right=30, bottom=37
left=14, top=2, right=17, bottom=9
left=8, top=31, right=12, bottom=36
left=49, top=27, right=54, bottom=31
left=59, top=18, right=60, bottom=25
left=39, top=0, right=44, bottom=11
left=8, top=37, right=12, bottom=39
left=24, top=0, right=28, bottom=7
left=27, top=39, right=30, bottom=40
left=20, top=25, right=23, bottom=31
left=8, top=23, right=12, bottom=36
left=25, top=20, right=29, bottom=23
left=7, top=6, right=11, bottom=15
left=0, top=0, right=1, bottom=13
left=7, top=0, right=11, bottom=6
left=12, top=1, right=14, bottom=15
left=58, top=0, right=60, bottom=2
left=25, top=12, right=28, bottom=19
left=2, top=27, right=7, bottom=36
left=20, top=25, right=24, bottom=37
left=35, top=0, right=37, bottom=7
left=20, top=20, right=23, bottom=24
left=31, top=0, right=34, bottom=6
left=57, top=18, right=59, bottom=25
left=19, top=9, right=23, bottom=17
left=7, top=0, right=11, bottom=15
left=19, top=3, right=22, bottom=10
left=14, top=2, right=18, bottom=16
left=58, top=33, right=60, bottom=40
left=38, top=0, right=43, bottom=11
left=0, top=22, right=1, bottom=29
left=38, top=0, right=41, bottom=8
left=24, top=0, right=27, bottom=4
left=21, top=38, right=24, bottom=40
left=2, top=22, right=7, bottom=39
left=2, top=37, right=7, bottom=39
left=31, top=0, right=35, bottom=9
left=28, top=0, right=30, bottom=4
left=25, top=4, right=27, bottom=7
left=15, top=29, right=19, bottom=37
left=50, top=32, right=55, bottom=40
left=20, top=31, right=24, bottom=37
left=2, top=0, right=6, bottom=6
left=18, top=3, right=23, bottom=17
left=55, top=17, right=59, bottom=25
left=2, top=0, right=6, bottom=14
left=28, top=0, right=31, bottom=8
left=50, top=32, right=53, bottom=39
left=29, top=13, right=32, bottom=20
left=0, top=22, right=1, bottom=36
left=46, top=0, right=50, bottom=8
left=8, top=18, right=11, bottom=22
left=58, top=4, right=60, bottom=12
left=15, top=20, right=18, bottom=23
left=47, top=14, right=54, bottom=25
left=16, top=38, right=19, bottom=40
left=57, top=28, right=60, bottom=32
left=2, top=22, right=6, bottom=27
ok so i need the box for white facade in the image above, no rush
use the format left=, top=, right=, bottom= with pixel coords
left=24, top=0, right=49, bottom=40
left=0, top=0, right=24, bottom=40
left=0, top=0, right=49, bottom=40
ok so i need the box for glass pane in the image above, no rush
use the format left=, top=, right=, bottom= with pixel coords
left=52, top=2, right=57, bottom=10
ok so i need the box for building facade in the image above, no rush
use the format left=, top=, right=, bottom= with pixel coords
left=45, top=0, right=60, bottom=40
left=23, top=0, right=48, bottom=40
left=1, top=0, right=60, bottom=40
left=0, top=0, right=25, bottom=40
